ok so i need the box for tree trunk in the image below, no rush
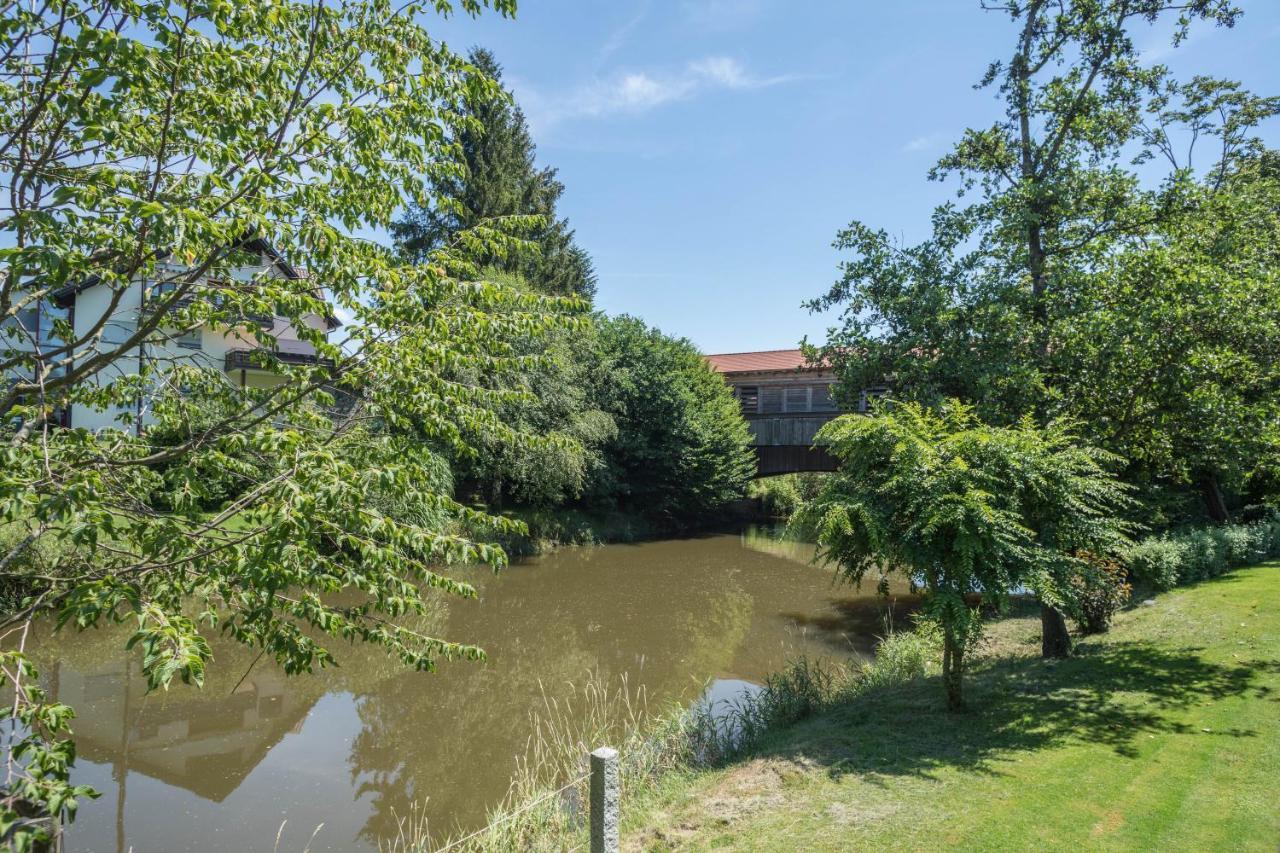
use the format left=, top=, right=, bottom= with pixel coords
left=1040, top=602, right=1072, bottom=658
left=1199, top=470, right=1230, bottom=524
left=942, top=628, right=965, bottom=711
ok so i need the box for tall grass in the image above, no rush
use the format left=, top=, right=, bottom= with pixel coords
left=379, top=672, right=705, bottom=852
left=379, top=624, right=939, bottom=852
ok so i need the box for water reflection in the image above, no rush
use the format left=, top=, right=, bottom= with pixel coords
left=23, top=528, right=916, bottom=851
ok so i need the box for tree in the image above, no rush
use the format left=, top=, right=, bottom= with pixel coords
left=391, top=48, right=597, bottom=299
left=795, top=401, right=1131, bottom=709
left=583, top=316, right=755, bottom=523
left=0, top=0, right=581, bottom=846
left=807, top=0, right=1265, bottom=654
left=451, top=271, right=617, bottom=512
left=813, top=1, right=1242, bottom=416
left=1054, top=152, right=1280, bottom=523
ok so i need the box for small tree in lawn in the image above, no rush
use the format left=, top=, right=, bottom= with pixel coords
left=796, top=401, right=1131, bottom=710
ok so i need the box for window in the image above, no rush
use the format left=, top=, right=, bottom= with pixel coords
left=102, top=316, right=137, bottom=346
left=812, top=384, right=837, bottom=412
left=736, top=385, right=759, bottom=415
left=760, top=386, right=784, bottom=414
left=860, top=386, right=889, bottom=412
left=8, top=305, right=38, bottom=341
left=783, top=386, right=810, bottom=413
left=174, top=328, right=202, bottom=349
left=38, top=304, right=68, bottom=347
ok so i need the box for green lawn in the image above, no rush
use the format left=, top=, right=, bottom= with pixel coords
left=626, top=564, right=1280, bottom=852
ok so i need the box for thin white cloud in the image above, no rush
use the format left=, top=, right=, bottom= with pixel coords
left=596, top=2, right=650, bottom=66
left=903, top=132, right=946, bottom=153
left=1138, top=20, right=1213, bottom=64
left=523, top=57, right=809, bottom=131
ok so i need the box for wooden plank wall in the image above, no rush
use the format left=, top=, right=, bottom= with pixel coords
left=746, top=415, right=838, bottom=447
left=755, top=445, right=839, bottom=476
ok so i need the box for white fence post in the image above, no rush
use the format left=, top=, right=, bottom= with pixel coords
left=589, top=746, right=619, bottom=853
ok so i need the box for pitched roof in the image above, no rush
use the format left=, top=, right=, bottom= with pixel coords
left=51, top=238, right=341, bottom=329
left=704, top=348, right=824, bottom=375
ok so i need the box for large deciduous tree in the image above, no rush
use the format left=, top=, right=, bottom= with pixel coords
left=0, top=0, right=583, bottom=845
left=391, top=47, right=597, bottom=299
left=583, top=316, right=756, bottom=523
left=796, top=402, right=1131, bottom=709
left=1053, top=149, right=1280, bottom=524
left=808, top=0, right=1276, bottom=654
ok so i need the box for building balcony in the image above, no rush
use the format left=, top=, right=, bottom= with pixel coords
left=224, top=340, right=334, bottom=372
left=143, top=292, right=273, bottom=330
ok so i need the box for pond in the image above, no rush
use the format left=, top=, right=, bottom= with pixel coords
left=23, top=526, right=919, bottom=852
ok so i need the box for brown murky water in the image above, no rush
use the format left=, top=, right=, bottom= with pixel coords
left=24, top=527, right=917, bottom=852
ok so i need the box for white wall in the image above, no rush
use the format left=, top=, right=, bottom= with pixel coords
left=69, top=257, right=330, bottom=432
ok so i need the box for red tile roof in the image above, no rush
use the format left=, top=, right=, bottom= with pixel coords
left=704, top=348, right=825, bottom=375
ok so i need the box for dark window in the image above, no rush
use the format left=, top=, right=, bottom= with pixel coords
left=760, top=386, right=784, bottom=414
left=736, top=385, right=759, bottom=415
left=174, top=328, right=202, bottom=349
left=860, top=386, right=889, bottom=412
left=783, top=386, right=810, bottom=413
left=812, top=384, right=837, bottom=412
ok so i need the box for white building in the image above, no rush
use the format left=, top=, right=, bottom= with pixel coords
left=38, top=240, right=339, bottom=432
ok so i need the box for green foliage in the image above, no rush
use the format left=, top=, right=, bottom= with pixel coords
left=748, top=473, right=830, bottom=519
left=1124, top=538, right=1190, bottom=591
left=748, top=477, right=802, bottom=518
left=795, top=401, right=1132, bottom=708
left=808, top=1, right=1277, bottom=521
left=1124, top=514, right=1280, bottom=590
left=0, top=651, right=98, bottom=852
left=0, top=0, right=592, bottom=844
left=582, top=315, right=755, bottom=523
left=1056, top=159, right=1280, bottom=517
left=861, top=621, right=942, bottom=689
left=450, top=269, right=616, bottom=512
left=448, top=287, right=751, bottom=528
left=391, top=48, right=596, bottom=299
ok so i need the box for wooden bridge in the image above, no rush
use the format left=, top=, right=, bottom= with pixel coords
left=745, top=414, right=839, bottom=476
left=705, top=349, right=880, bottom=477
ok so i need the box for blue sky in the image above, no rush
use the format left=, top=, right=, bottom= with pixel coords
left=430, top=1, right=1280, bottom=355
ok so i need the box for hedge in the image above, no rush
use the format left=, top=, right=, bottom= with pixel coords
left=1124, top=513, right=1280, bottom=591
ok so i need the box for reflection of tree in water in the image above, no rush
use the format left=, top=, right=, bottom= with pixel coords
left=16, top=593, right=451, bottom=806
left=345, top=543, right=756, bottom=846
left=13, top=533, right=879, bottom=851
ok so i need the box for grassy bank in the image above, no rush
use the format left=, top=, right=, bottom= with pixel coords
left=623, top=563, right=1280, bottom=851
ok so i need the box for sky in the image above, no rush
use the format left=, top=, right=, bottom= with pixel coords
left=427, top=0, right=1280, bottom=355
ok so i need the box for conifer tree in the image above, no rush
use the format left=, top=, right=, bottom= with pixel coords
left=392, top=48, right=597, bottom=299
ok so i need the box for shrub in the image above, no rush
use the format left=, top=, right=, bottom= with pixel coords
left=1246, top=517, right=1280, bottom=561
left=1125, top=538, right=1187, bottom=591
left=1179, top=529, right=1226, bottom=582
left=748, top=476, right=803, bottom=517
left=1070, top=551, right=1132, bottom=635
left=1222, top=525, right=1254, bottom=566
left=749, top=473, right=832, bottom=519
left=861, top=622, right=941, bottom=688
left=1123, top=511, right=1280, bottom=591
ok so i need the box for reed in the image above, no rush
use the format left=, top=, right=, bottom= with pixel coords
left=380, top=628, right=935, bottom=852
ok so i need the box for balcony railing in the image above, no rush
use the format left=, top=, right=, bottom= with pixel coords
left=143, top=292, right=273, bottom=329
left=224, top=344, right=334, bottom=372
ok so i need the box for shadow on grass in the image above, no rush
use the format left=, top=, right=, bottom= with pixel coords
left=761, top=640, right=1280, bottom=783
left=781, top=594, right=1041, bottom=657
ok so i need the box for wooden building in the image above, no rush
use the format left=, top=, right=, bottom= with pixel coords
left=705, top=348, right=874, bottom=475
